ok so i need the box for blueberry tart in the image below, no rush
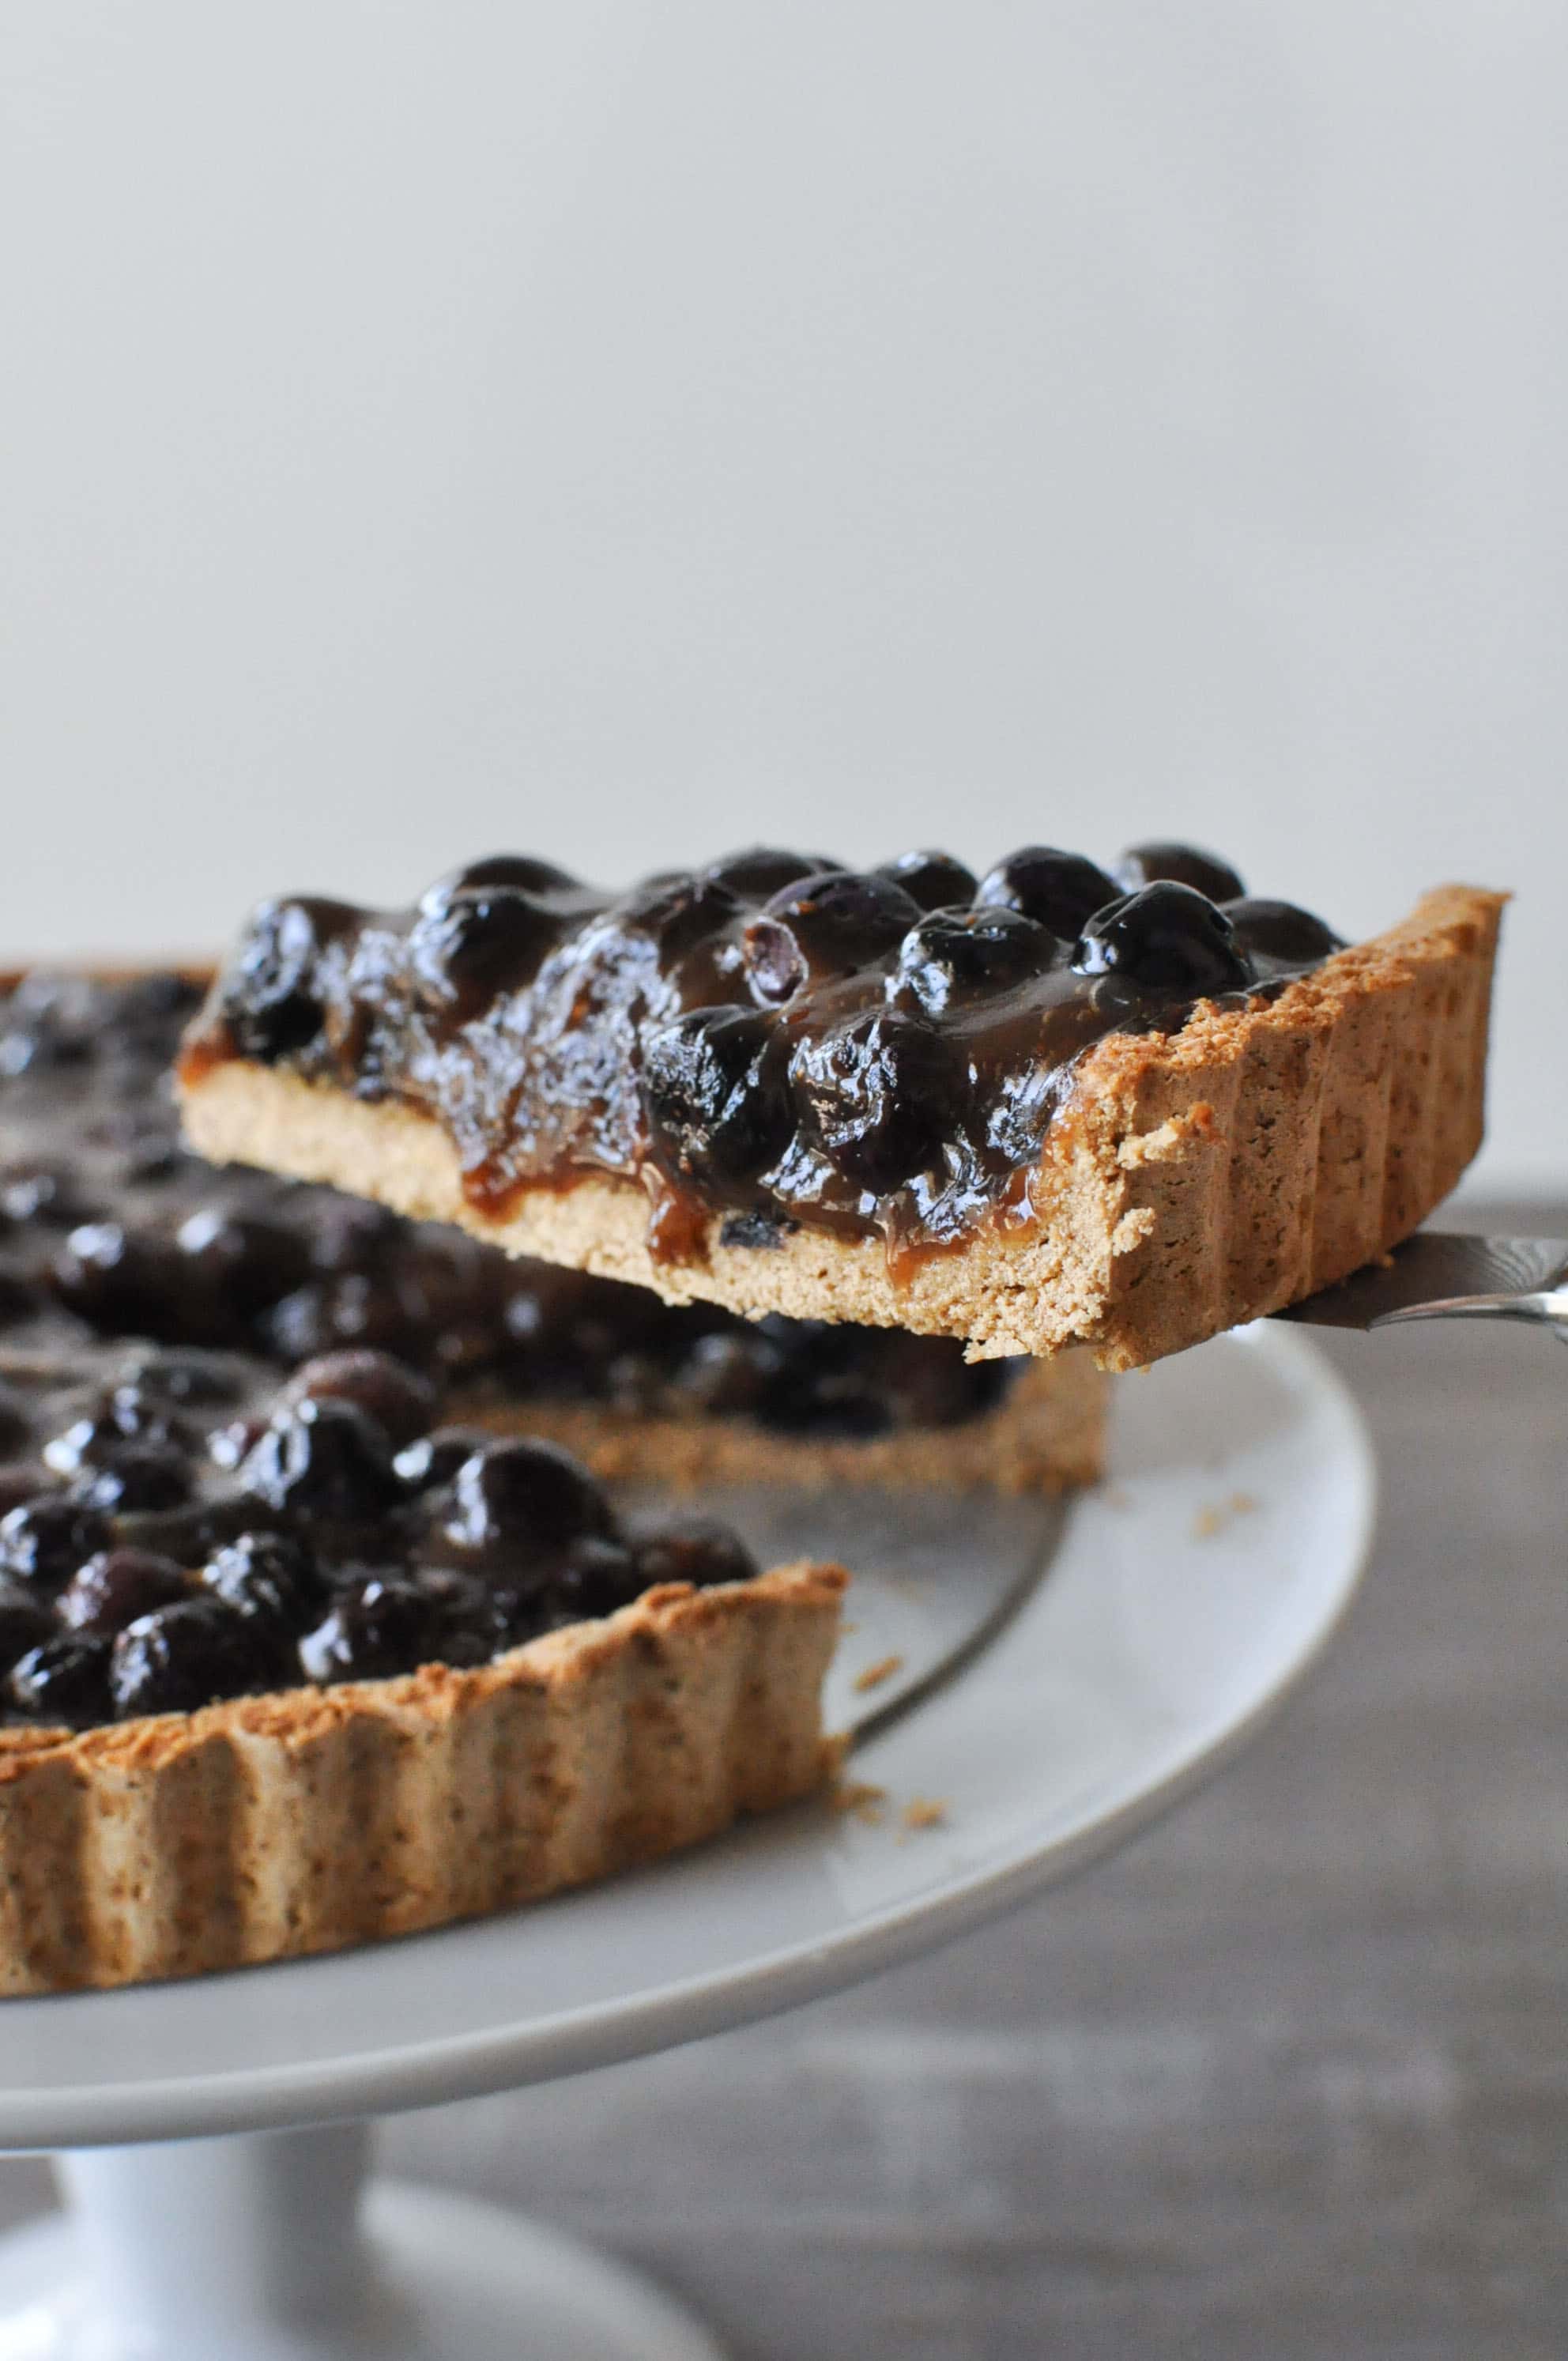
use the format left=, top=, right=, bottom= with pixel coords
left=178, top=847, right=1504, bottom=1370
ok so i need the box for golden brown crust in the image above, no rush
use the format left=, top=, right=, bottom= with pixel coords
left=0, top=1563, right=846, bottom=1997
left=180, top=886, right=1505, bottom=1371
left=452, top=1352, right=1106, bottom=1495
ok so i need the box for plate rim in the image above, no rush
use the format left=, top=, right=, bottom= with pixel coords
left=0, top=1324, right=1376, bottom=2151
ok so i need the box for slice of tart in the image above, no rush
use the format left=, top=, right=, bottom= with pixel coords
left=178, top=843, right=1504, bottom=1371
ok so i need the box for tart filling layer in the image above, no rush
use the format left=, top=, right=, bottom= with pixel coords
left=179, top=842, right=1345, bottom=1269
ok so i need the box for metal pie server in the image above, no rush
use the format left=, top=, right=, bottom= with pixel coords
left=1276, top=1232, right=1568, bottom=1340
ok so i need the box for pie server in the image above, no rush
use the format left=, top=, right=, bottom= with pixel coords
left=1276, top=1231, right=1568, bottom=1341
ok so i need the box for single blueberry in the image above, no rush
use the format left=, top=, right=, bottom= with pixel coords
left=1073, top=881, right=1253, bottom=994
left=975, top=848, right=1121, bottom=937
left=239, top=1397, right=401, bottom=1523
left=1221, top=898, right=1344, bottom=966
left=642, top=1007, right=793, bottom=1186
left=1113, top=842, right=1246, bottom=903
left=110, top=1597, right=288, bottom=1718
left=872, top=850, right=979, bottom=912
left=892, top=907, right=1058, bottom=1013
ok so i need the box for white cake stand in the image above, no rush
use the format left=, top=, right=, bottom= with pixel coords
left=0, top=1326, right=1374, bottom=2361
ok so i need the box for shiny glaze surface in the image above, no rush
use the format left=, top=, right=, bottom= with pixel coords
left=187, top=843, right=1340, bottom=1265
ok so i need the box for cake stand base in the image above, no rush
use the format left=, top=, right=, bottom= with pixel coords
left=0, top=2127, right=726, bottom=2361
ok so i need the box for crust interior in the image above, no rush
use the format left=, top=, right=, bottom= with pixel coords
left=180, top=886, right=1505, bottom=1371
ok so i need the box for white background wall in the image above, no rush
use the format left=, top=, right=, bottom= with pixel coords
left=2, top=5, right=1562, bottom=1188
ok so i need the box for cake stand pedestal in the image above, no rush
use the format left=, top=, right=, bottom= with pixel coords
left=0, top=1330, right=1374, bottom=2361
left=1, top=2125, right=726, bottom=2360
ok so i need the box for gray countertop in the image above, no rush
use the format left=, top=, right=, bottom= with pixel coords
left=2, top=1220, right=1563, bottom=2359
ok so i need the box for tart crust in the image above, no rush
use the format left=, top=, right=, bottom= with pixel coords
left=0, top=1561, right=845, bottom=1997
left=181, top=886, right=1505, bottom=1371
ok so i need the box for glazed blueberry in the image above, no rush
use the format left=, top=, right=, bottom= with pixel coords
left=69, top=1443, right=193, bottom=1514
left=0, top=1496, right=113, bottom=1590
left=1113, top=841, right=1246, bottom=903
left=1222, top=898, right=1344, bottom=965
left=643, top=1009, right=792, bottom=1187
left=975, top=848, right=1121, bottom=938
left=9, top=1635, right=112, bottom=1728
left=546, top=1535, right=644, bottom=1623
left=620, top=873, right=745, bottom=972
left=408, top=887, right=567, bottom=1013
left=669, top=1329, right=785, bottom=1418
left=873, top=850, right=980, bottom=912
left=299, top=1574, right=445, bottom=1684
left=58, top=1549, right=190, bottom=1637
left=109, top=1598, right=287, bottom=1718
left=51, top=1224, right=189, bottom=1337
left=393, top=1426, right=492, bottom=1493
left=0, top=1582, right=56, bottom=1671
left=893, top=907, right=1057, bottom=1013
left=418, top=854, right=582, bottom=914
left=173, top=1207, right=312, bottom=1311
left=632, top=1518, right=759, bottom=1591
left=283, top=1350, right=439, bottom=1449
left=217, top=896, right=360, bottom=1062
left=202, top=1531, right=325, bottom=1631
left=703, top=847, right=840, bottom=898
left=44, top=1390, right=194, bottom=1477
left=239, top=1398, right=401, bottom=1523
left=436, top=1439, right=615, bottom=1566
left=789, top=1011, right=956, bottom=1194
left=1074, top=881, right=1254, bottom=995
left=743, top=873, right=922, bottom=1004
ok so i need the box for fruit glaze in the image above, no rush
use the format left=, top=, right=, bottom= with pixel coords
left=184, top=842, right=1342, bottom=1267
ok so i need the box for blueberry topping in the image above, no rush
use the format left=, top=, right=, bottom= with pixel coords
left=9, top=1635, right=113, bottom=1727
left=790, top=1011, right=956, bottom=1193
left=703, top=848, right=839, bottom=897
left=632, top=1518, right=759, bottom=1591
left=1113, top=842, right=1246, bottom=903
left=0, top=1582, right=56, bottom=1671
left=419, top=854, right=582, bottom=913
left=202, top=1531, right=325, bottom=1631
left=282, top=1351, right=439, bottom=1449
left=643, top=1009, right=792, bottom=1187
left=109, top=1597, right=288, bottom=1718
left=893, top=907, right=1058, bottom=1013
left=435, top=1438, right=616, bottom=1567
left=0, top=1496, right=113, bottom=1590
left=744, top=872, right=922, bottom=1003
left=409, top=887, right=566, bottom=1013
left=1072, top=881, right=1255, bottom=995
left=298, top=1575, right=444, bottom=1685
left=58, top=1548, right=190, bottom=1637
left=239, top=1397, right=401, bottom=1523
left=68, top=1443, right=193, bottom=1514
left=1222, top=898, right=1344, bottom=965
left=975, top=848, right=1121, bottom=937
left=392, top=1427, right=492, bottom=1493
left=873, top=850, right=980, bottom=912
left=217, top=896, right=359, bottom=1062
